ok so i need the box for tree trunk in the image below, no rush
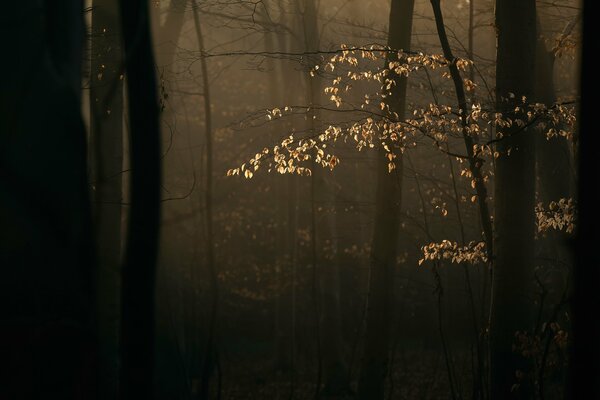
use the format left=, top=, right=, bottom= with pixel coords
left=191, top=4, right=220, bottom=398
left=90, top=1, right=124, bottom=397
left=569, top=3, right=599, bottom=398
left=357, top=1, right=414, bottom=399
left=118, top=0, right=162, bottom=397
left=490, top=1, right=537, bottom=398
left=261, top=1, right=294, bottom=373
left=1, top=1, right=94, bottom=397
left=429, top=2, right=494, bottom=396
left=299, top=0, right=351, bottom=394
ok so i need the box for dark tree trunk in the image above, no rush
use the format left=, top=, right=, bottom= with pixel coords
left=90, top=1, right=124, bottom=397
left=118, top=0, right=162, bottom=397
left=490, top=1, right=537, bottom=398
left=569, top=2, right=599, bottom=399
left=0, top=1, right=94, bottom=398
left=357, top=1, right=414, bottom=399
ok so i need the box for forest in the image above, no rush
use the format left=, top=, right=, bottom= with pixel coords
left=0, top=0, right=597, bottom=399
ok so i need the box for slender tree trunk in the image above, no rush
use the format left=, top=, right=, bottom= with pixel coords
left=118, top=0, right=162, bottom=397
left=90, top=1, right=124, bottom=397
left=192, top=5, right=220, bottom=399
left=357, top=1, right=414, bottom=399
left=261, top=2, right=293, bottom=372
left=490, top=1, right=537, bottom=398
left=430, top=0, right=494, bottom=259
left=301, top=0, right=323, bottom=393
left=429, top=2, right=494, bottom=396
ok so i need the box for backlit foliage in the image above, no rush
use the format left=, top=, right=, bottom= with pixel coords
left=227, top=45, right=577, bottom=179
left=418, top=240, right=487, bottom=266
left=536, top=198, right=576, bottom=234
left=513, top=323, right=570, bottom=388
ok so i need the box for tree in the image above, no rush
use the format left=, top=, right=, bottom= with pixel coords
left=90, top=1, right=124, bottom=397
left=490, top=0, right=537, bottom=398
left=357, top=1, right=414, bottom=399
left=0, top=1, right=94, bottom=397
left=569, top=2, right=598, bottom=399
left=191, top=3, right=221, bottom=398
left=118, top=0, right=162, bottom=397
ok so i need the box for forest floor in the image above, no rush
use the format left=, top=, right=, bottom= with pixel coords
left=216, top=348, right=461, bottom=399
left=211, top=346, right=566, bottom=399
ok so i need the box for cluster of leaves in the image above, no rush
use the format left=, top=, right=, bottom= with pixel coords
left=530, top=102, right=577, bottom=141
left=512, top=321, right=570, bottom=392
left=225, top=132, right=337, bottom=178
left=535, top=198, right=576, bottom=234
left=228, top=44, right=576, bottom=179
left=418, top=240, right=487, bottom=266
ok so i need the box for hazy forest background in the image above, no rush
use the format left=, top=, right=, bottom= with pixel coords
left=1, top=0, right=597, bottom=399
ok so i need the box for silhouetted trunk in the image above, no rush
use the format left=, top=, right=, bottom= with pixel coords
left=490, top=1, right=536, bottom=398
left=90, top=1, right=124, bottom=397
left=1, top=1, right=94, bottom=397
left=357, top=1, right=414, bottom=399
left=569, top=2, right=599, bottom=399
left=118, top=0, right=162, bottom=397
left=430, top=0, right=494, bottom=259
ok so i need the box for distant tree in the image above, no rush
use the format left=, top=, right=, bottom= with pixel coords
left=358, top=1, right=414, bottom=399
left=190, top=2, right=221, bottom=398
left=296, top=0, right=353, bottom=396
